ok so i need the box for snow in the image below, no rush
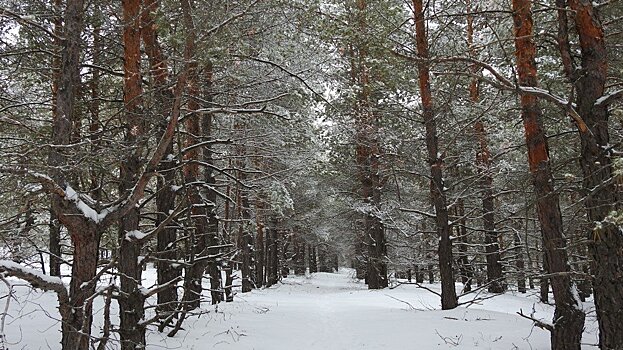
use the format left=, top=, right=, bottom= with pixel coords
left=125, top=230, right=147, bottom=241
left=64, top=185, right=110, bottom=223
left=0, top=267, right=600, bottom=349
left=0, top=261, right=65, bottom=291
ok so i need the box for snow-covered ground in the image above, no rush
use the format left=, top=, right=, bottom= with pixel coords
left=0, top=267, right=599, bottom=349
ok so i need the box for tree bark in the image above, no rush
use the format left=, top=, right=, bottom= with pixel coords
left=48, top=0, right=63, bottom=278
left=564, top=2, right=623, bottom=347
left=235, top=144, right=254, bottom=292
left=412, top=0, right=457, bottom=309
left=465, top=0, right=504, bottom=293
left=512, top=1, right=585, bottom=348
left=118, top=0, right=146, bottom=348
left=141, top=0, right=180, bottom=316
left=180, top=5, right=209, bottom=310
left=353, top=0, right=387, bottom=290
left=48, top=0, right=100, bottom=348
left=202, top=62, right=222, bottom=304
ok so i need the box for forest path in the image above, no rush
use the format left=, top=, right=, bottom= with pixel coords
left=147, top=268, right=562, bottom=350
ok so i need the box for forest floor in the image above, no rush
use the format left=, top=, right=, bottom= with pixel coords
left=0, top=267, right=599, bottom=349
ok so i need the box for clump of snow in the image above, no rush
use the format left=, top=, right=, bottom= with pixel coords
left=64, top=185, right=109, bottom=223
left=125, top=230, right=147, bottom=241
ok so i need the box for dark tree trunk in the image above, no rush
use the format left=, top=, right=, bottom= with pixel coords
left=428, top=264, right=434, bottom=284
left=48, top=0, right=63, bottom=278
left=353, top=236, right=366, bottom=279
left=351, top=0, right=387, bottom=290
left=266, top=222, right=279, bottom=286
left=118, top=0, right=147, bottom=347
left=281, top=231, right=291, bottom=278
left=512, top=1, right=585, bottom=348
left=48, top=0, right=97, bottom=348
left=514, top=231, right=527, bottom=293
left=415, top=265, right=424, bottom=284
left=202, top=62, right=222, bottom=304
left=255, top=220, right=265, bottom=286
left=412, top=0, right=457, bottom=310
left=318, top=244, right=330, bottom=273
left=456, top=200, right=473, bottom=293
left=308, top=245, right=318, bottom=274
left=466, top=0, right=504, bottom=294
left=49, top=209, right=62, bottom=277
left=292, top=232, right=306, bottom=275
left=181, top=60, right=210, bottom=310
left=61, top=224, right=99, bottom=350
left=238, top=184, right=253, bottom=292
left=540, top=252, right=550, bottom=303
left=223, top=182, right=234, bottom=302
left=475, top=121, right=504, bottom=293
left=564, top=1, right=623, bottom=347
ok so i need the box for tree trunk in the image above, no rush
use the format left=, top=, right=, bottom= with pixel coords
left=49, top=0, right=95, bottom=348
left=181, top=58, right=209, bottom=310
left=514, top=230, right=526, bottom=293
left=61, top=223, right=99, bottom=350
left=236, top=167, right=254, bottom=292
left=223, top=182, right=234, bottom=302
left=456, top=200, right=473, bottom=293
left=309, top=244, right=318, bottom=274
left=466, top=0, right=504, bottom=293
left=266, top=221, right=279, bottom=286
left=512, top=1, right=585, bottom=348
left=48, top=0, right=63, bottom=278
left=141, top=0, right=180, bottom=317
left=349, top=0, right=388, bottom=290
left=255, top=220, right=265, bottom=287
left=119, top=0, right=146, bottom=347
left=412, top=0, right=457, bottom=309
left=49, top=209, right=62, bottom=277
left=565, top=2, right=623, bottom=347
left=202, top=62, right=222, bottom=304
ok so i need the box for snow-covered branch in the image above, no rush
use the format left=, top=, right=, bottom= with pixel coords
left=595, top=89, right=623, bottom=107
left=393, top=50, right=590, bottom=133
left=0, top=260, right=67, bottom=298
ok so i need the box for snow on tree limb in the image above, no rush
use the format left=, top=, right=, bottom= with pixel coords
left=0, top=260, right=67, bottom=298
left=392, top=50, right=590, bottom=133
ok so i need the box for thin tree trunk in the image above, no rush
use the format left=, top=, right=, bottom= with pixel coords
left=514, top=230, right=526, bottom=293
left=181, top=30, right=209, bottom=311
left=235, top=145, right=253, bottom=292
left=412, top=0, right=457, bottom=309
left=456, top=200, right=473, bottom=292
left=309, top=244, right=317, bottom=274
left=266, top=221, right=278, bottom=287
left=255, top=216, right=265, bottom=287
left=202, top=62, right=222, bottom=304
left=223, top=181, right=234, bottom=302
left=466, top=0, right=504, bottom=293
left=141, top=0, right=180, bottom=317
left=48, top=0, right=63, bottom=278
left=512, top=1, right=585, bottom=348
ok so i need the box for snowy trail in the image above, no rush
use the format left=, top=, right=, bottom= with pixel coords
left=146, top=269, right=579, bottom=350
left=0, top=268, right=599, bottom=349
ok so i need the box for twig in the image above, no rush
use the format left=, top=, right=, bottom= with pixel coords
left=517, top=307, right=554, bottom=332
